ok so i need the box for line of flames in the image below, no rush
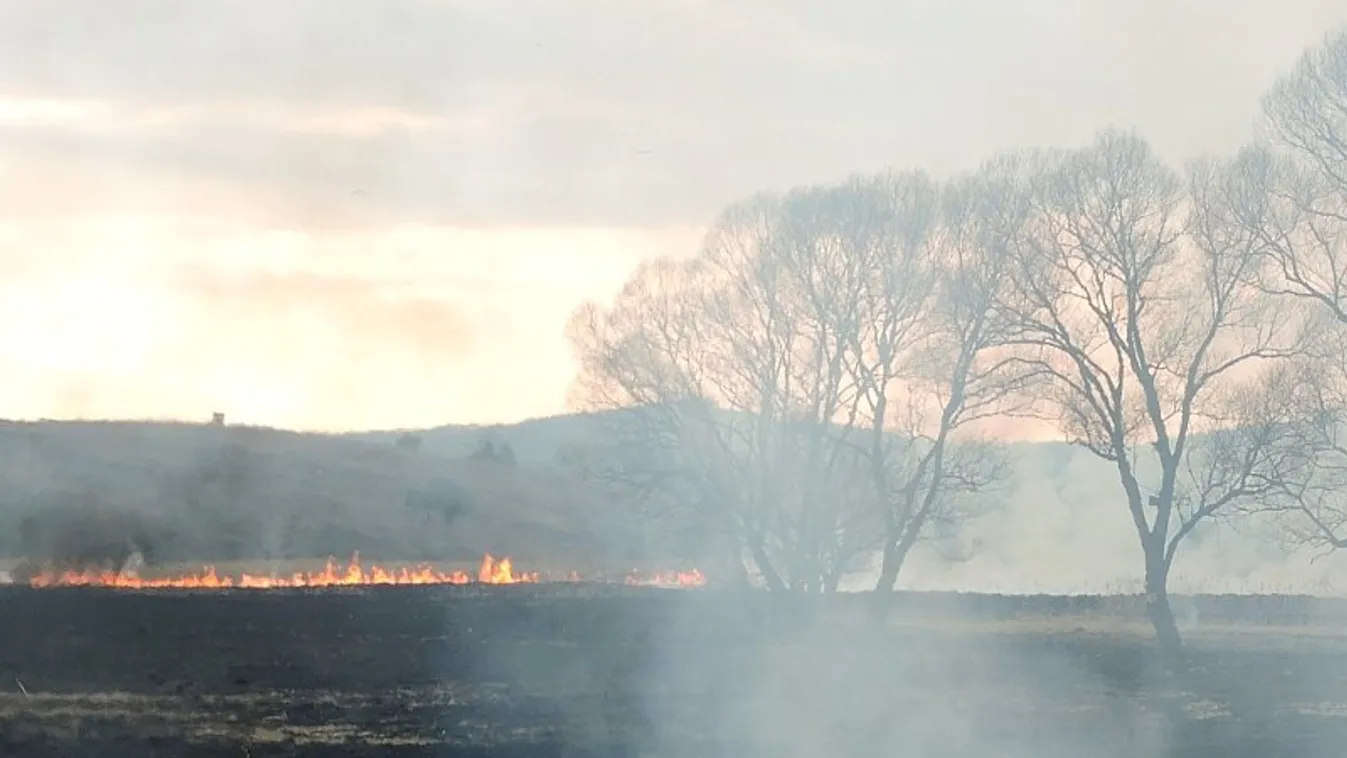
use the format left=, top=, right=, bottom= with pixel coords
left=24, top=553, right=707, bottom=590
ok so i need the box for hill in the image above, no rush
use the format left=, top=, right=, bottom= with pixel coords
left=4, top=413, right=1346, bottom=594
left=341, top=409, right=621, bottom=464
left=0, top=418, right=685, bottom=578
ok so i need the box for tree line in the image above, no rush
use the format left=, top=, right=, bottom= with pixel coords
left=566, top=30, right=1347, bottom=658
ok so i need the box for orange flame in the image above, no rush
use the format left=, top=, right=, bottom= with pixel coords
left=477, top=554, right=537, bottom=584
left=24, top=553, right=705, bottom=589
left=27, top=552, right=538, bottom=589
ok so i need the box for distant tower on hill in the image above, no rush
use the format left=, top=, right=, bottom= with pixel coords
left=210, top=412, right=226, bottom=426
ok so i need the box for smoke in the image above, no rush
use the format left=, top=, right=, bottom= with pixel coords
left=883, top=446, right=1347, bottom=597
left=623, top=593, right=1174, bottom=758
left=11, top=495, right=173, bottom=578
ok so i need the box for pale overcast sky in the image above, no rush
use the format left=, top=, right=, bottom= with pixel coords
left=1, top=0, right=1345, bottom=431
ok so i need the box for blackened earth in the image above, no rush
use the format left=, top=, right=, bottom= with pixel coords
left=2, top=586, right=1347, bottom=757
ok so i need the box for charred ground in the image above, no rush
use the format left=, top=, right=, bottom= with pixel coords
left=3, top=587, right=1347, bottom=757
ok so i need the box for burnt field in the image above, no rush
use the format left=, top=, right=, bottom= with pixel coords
left=4, top=588, right=1347, bottom=757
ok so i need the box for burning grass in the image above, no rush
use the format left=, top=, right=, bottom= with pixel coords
left=16, top=552, right=707, bottom=590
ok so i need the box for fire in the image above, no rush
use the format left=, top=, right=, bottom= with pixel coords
left=27, top=553, right=538, bottom=590
left=477, top=554, right=536, bottom=584
left=23, top=553, right=706, bottom=589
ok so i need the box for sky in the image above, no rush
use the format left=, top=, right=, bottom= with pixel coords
left=2, top=0, right=1346, bottom=432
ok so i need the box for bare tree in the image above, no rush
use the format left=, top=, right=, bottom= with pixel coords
left=567, top=254, right=762, bottom=585
left=841, top=172, right=1027, bottom=602
left=1216, top=31, right=1347, bottom=554
left=1242, top=29, right=1347, bottom=320
left=993, top=131, right=1308, bottom=659
left=567, top=193, right=883, bottom=592
left=567, top=173, right=1019, bottom=594
left=752, top=181, right=889, bottom=593
left=1255, top=347, right=1347, bottom=550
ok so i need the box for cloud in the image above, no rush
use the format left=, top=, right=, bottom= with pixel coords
left=3, top=0, right=1344, bottom=228
left=2, top=0, right=1346, bottom=427
left=0, top=1, right=869, bottom=108
left=0, top=96, right=750, bottom=228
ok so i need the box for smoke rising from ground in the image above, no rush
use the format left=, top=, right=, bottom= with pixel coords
left=630, top=596, right=1166, bottom=757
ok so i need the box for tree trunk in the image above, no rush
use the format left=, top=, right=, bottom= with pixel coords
left=869, top=530, right=917, bottom=622
left=1144, top=554, right=1184, bottom=667
left=750, top=542, right=786, bottom=593
left=872, top=509, right=910, bottom=592
left=873, top=539, right=901, bottom=594
left=723, top=546, right=751, bottom=589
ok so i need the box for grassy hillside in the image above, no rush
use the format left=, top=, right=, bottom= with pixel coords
left=0, top=419, right=685, bottom=576
left=6, top=413, right=1344, bottom=593
left=342, top=409, right=620, bottom=463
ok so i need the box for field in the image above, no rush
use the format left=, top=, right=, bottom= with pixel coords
left=3, top=587, right=1347, bottom=757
